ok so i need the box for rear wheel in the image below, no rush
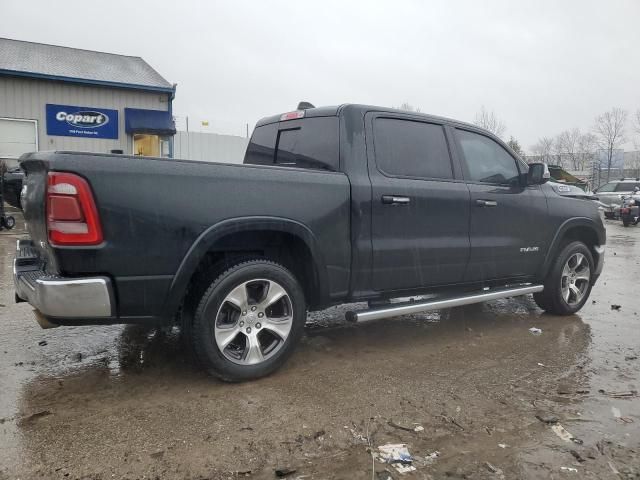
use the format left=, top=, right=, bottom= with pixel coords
left=534, top=241, right=594, bottom=315
left=192, top=259, right=306, bottom=381
left=622, top=215, right=631, bottom=227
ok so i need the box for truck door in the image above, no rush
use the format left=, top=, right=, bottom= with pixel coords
left=366, top=114, right=471, bottom=292
left=452, top=128, right=549, bottom=281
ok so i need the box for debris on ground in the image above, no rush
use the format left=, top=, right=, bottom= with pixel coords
left=376, top=444, right=417, bottom=474
left=608, top=461, right=620, bottom=475
left=536, top=414, right=559, bottom=424
left=344, top=425, right=367, bottom=442
left=560, top=466, right=578, bottom=473
left=274, top=467, right=296, bottom=477
left=529, top=327, right=542, bottom=335
left=625, top=355, right=638, bottom=361
left=38, top=340, right=48, bottom=346
left=436, top=414, right=465, bottom=430
left=376, top=472, right=393, bottom=480
left=612, top=407, right=634, bottom=424
left=387, top=420, right=424, bottom=433
left=150, top=450, right=164, bottom=459
left=611, top=304, right=621, bottom=311
left=598, top=389, right=638, bottom=399
left=413, top=451, right=439, bottom=467
left=498, top=443, right=508, bottom=449
left=537, top=362, right=546, bottom=367
left=393, top=464, right=416, bottom=474
left=570, top=450, right=585, bottom=463
left=551, top=424, right=582, bottom=444
left=484, top=461, right=500, bottom=473
left=17, top=410, right=52, bottom=425
left=377, top=444, right=412, bottom=464
left=388, top=419, right=416, bottom=432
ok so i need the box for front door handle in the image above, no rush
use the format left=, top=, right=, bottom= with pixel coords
left=382, top=195, right=411, bottom=205
left=476, top=199, right=498, bottom=207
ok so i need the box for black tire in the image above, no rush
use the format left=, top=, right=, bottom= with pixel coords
left=192, top=259, right=306, bottom=381
left=533, top=241, right=594, bottom=315
left=4, top=216, right=15, bottom=230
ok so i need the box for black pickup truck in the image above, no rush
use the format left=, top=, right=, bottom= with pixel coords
left=14, top=104, right=605, bottom=381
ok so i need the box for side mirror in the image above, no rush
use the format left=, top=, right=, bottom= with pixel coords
left=527, top=163, right=550, bottom=185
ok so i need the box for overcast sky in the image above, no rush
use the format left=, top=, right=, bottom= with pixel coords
left=3, top=0, right=639, bottom=152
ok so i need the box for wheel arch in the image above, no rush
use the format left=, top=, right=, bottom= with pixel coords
left=163, top=216, right=328, bottom=320
left=538, top=217, right=605, bottom=280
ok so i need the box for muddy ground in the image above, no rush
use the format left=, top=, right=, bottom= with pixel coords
left=1, top=209, right=639, bottom=479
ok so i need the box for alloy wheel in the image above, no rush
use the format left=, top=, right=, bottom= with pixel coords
left=560, top=253, right=590, bottom=306
left=214, top=279, right=293, bottom=365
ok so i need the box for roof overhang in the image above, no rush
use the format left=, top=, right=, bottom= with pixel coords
left=0, top=68, right=175, bottom=94
left=125, top=108, right=176, bottom=135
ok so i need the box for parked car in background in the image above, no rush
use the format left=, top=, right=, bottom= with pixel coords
left=620, top=188, right=640, bottom=227
left=595, top=178, right=640, bottom=219
left=2, top=166, right=24, bottom=209
left=14, top=104, right=606, bottom=381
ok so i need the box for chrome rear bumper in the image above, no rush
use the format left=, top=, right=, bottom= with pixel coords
left=13, top=240, right=114, bottom=320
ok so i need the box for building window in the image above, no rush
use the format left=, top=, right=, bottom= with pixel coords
left=133, top=134, right=171, bottom=158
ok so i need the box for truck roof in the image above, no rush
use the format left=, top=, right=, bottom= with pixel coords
left=255, top=104, right=479, bottom=131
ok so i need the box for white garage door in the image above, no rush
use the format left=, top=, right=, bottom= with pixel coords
left=0, top=118, right=38, bottom=158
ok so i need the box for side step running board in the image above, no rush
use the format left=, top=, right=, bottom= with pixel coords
left=346, top=285, right=544, bottom=323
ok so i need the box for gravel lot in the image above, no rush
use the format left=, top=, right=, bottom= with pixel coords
left=1, top=210, right=639, bottom=479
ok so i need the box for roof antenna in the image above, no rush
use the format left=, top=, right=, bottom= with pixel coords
left=297, top=101, right=315, bottom=110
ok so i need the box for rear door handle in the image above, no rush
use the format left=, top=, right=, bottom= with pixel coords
left=382, top=195, right=411, bottom=205
left=476, top=199, right=498, bottom=207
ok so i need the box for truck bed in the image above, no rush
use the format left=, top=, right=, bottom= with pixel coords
left=19, top=151, right=351, bottom=322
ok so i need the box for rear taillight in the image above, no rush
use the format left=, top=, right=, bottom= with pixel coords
left=47, top=172, right=103, bottom=246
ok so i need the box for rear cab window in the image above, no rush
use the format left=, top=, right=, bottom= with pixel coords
left=244, top=117, right=339, bottom=171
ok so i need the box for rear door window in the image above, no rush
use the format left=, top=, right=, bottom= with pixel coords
left=373, top=118, right=453, bottom=179
left=456, top=129, right=520, bottom=185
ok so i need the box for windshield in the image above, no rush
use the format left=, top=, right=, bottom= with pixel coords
left=597, top=183, right=617, bottom=192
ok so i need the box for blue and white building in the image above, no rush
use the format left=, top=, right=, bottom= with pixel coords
left=0, top=37, right=176, bottom=167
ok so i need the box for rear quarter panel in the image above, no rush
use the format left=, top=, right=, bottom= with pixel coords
left=21, top=152, right=351, bottom=318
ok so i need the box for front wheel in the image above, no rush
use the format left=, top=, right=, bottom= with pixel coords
left=192, top=259, right=306, bottom=381
left=534, top=241, right=594, bottom=315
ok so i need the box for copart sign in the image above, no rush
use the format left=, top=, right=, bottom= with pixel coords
left=46, top=104, right=118, bottom=139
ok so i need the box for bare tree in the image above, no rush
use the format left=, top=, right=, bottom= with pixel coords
left=626, top=149, right=640, bottom=178
left=593, top=107, right=627, bottom=182
left=530, top=136, right=556, bottom=165
left=474, top=106, right=506, bottom=138
left=506, top=136, right=524, bottom=157
left=555, top=128, right=582, bottom=170
left=396, top=102, right=421, bottom=113
left=576, top=133, right=598, bottom=172
left=634, top=109, right=640, bottom=136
